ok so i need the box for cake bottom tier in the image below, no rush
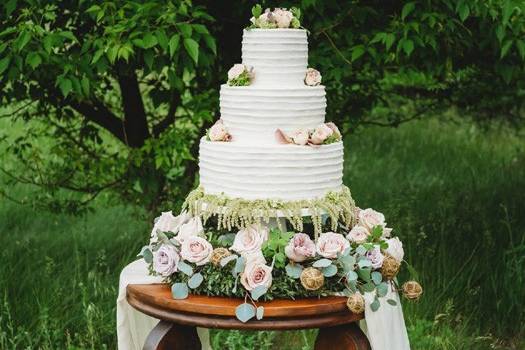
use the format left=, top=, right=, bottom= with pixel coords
left=198, top=138, right=344, bottom=200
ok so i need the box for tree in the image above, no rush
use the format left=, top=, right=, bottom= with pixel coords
left=1, top=0, right=524, bottom=213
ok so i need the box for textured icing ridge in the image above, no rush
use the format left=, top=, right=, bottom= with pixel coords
left=199, top=138, right=344, bottom=200
left=220, top=85, right=326, bottom=142
left=242, top=29, right=308, bottom=86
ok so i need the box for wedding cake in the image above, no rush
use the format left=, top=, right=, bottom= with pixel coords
left=140, top=6, right=421, bottom=326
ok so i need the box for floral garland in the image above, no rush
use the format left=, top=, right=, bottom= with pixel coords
left=182, top=185, right=357, bottom=235
left=139, top=208, right=423, bottom=323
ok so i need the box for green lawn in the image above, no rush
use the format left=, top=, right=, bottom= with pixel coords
left=1, top=118, right=524, bottom=349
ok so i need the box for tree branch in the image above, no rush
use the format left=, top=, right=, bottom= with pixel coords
left=68, top=100, right=127, bottom=143
left=153, top=92, right=181, bottom=137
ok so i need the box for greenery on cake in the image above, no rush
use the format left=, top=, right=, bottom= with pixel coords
left=226, top=63, right=254, bottom=86
left=182, top=185, right=356, bottom=235
left=139, top=204, right=422, bottom=323
left=248, top=5, right=301, bottom=29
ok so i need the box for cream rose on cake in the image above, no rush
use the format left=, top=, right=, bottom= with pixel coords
left=347, top=225, right=369, bottom=244
left=227, top=63, right=254, bottom=86
left=153, top=245, right=180, bottom=277
left=310, top=124, right=334, bottom=145
left=273, top=8, right=293, bottom=28
left=207, top=120, right=231, bottom=142
left=285, top=233, right=316, bottom=262
left=240, top=261, right=273, bottom=291
left=305, top=68, right=322, bottom=86
left=231, top=225, right=269, bottom=255
left=316, top=232, right=350, bottom=259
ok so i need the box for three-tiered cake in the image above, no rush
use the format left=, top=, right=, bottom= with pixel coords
left=199, top=29, right=343, bottom=201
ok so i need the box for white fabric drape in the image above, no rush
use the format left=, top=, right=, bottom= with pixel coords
left=117, top=259, right=410, bottom=350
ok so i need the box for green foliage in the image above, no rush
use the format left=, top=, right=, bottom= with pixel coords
left=262, top=229, right=294, bottom=269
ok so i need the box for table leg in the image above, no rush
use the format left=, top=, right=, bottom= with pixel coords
left=314, top=322, right=371, bottom=350
left=143, top=320, right=201, bottom=350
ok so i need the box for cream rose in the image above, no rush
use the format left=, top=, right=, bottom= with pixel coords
left=180, top=236, right=213, bottom=266
left=316, top=232, right=350, bottom=259
left=358, top=208, right=386, bottom=231
left=240, top=262, right=273, bottom=291
left=385, top=237, right=404, bottom=262
left=285, top=233, right=316, bottom=262
left=208, top=120, right=230, bottom=142
left=227, top=64, right=246, bottom=80
left=291, top=128, right=310, bottom=146
left=231, top=225, right=269, bottom=255
left=244, top=250, right=267, bottom=265
left=305, top=68, right=322, bottom=86
left=273, top=8, right=293, bottom=28
left=310, top=124, right=334, bottom=145
left=347, top=225, right=369, bottom=244
left=153, top=245, right=180, bottom=277
left=175, top=217, right=204, bottom=244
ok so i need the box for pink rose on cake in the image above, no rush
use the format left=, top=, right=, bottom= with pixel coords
left=227, top=64, right=254, bottom=86
left=153, top=245, right=180, bottom=277
left=316, top=232, right=350, bottom=259
left=385, top=237, right=404, bottom=262
left=291, top=128, right=310, bottom=146
left=231, top=225, right=269, bottom=255
left=241, top=261, right=273, bottom=291
left=228, top=64, right=246, bottom=81
left=207, top=120, right=231, bottom=142
left=285, top=233, right=316, bottom=262
left=310, top=124, right=334, bottom=145
left=180, top=236, right=213, bottom=266
left=365, top=246, right=385, bottom=269
left=174, top=216, right=204, bottom=244
left=347, top=225, right=369, bottom=244
left=305, top=68, right=322, bottom=86
left=273, top=8, right=293, bottom=28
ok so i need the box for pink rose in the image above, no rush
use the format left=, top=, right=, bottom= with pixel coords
left=316, top=232, right=350, bottom=259
left=240, top=261, right=273, bottom=291
left=227, top=64, right=246, bottom=80
left=285, top=233, right=316, bottom=262
left=208, top=120, right=231, bottom=142
left=273, top=8, right=293, bottom=28
left=358, top=208, right=386, bottom=231
left=347, top=225, right=369, bottom=244
left=365, top=246, right=384, bottom=269
left=310, top=124, right=334, bottom=145
left=180, top=236, right=213, bottom=266
left=291, top=128, right=310, bottom=146
left=231, top=225, right=268, bottom=255
left=153, top=245, right=180, bottom=277
left=305, top=68, right=322, bottom=86
left=385, top=237, right=404, bottom=262
left=175, top=217, right=204, bottom=244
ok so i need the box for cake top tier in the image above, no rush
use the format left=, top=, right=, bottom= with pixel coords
left=242, top=29, right=308, bottom=87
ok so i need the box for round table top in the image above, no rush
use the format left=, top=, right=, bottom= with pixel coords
left=127, top=284, right=363, bottom=330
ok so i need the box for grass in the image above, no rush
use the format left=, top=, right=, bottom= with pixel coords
left=1, top=117, right=524, bottom=349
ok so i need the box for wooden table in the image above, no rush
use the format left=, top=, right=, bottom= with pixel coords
left=127, top=284, right=371, bottom=350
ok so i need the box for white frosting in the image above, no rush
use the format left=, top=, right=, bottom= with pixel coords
left=199, top=138, right=343, bottom=200
left=220, top=84, right=326, bottom=142
left=242, top=29, right=308, bottom=87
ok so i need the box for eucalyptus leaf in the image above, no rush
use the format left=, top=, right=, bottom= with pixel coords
left=178, top=261, right=193, bottom=276
left=363, top=282, right=376, bottom=293
left=313, top=258, right=332, bottom=268
left=233, top=256, right=246, bottom=276
left=346, top=270, right=358, bottom=281
left=357, top=268, right=372, bottom=282
left=356, top=245, right=367, bottom=255
left=171, top=283, right=189, bottom=299
left=322, top=264, right=338, bottom=277
left=370, top=297, right=380, bottom=312
left=220, top=254, right=237, bottom=267
left=285, top=263, right=303, bottom=279
left=358, top=259, right=372, bottom=269
left=371, top=271, right=383, bottom=285
left=188, top=272, right=204, bottom=289
left=139, top=246, right=153, bottom=263
left=376, top=282, right=389, bottom=297
left=251, top=285, right=267, bottom=301
left=387, top=299, right=397, bottom=306
left=256, top=306, right=264, bottom=320
left=235, top=303, right=256, bottom=323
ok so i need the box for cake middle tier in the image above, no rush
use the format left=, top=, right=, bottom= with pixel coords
left=220, top=84, right=326, bottom=143
left=198, top=138, right=343, bottom=200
